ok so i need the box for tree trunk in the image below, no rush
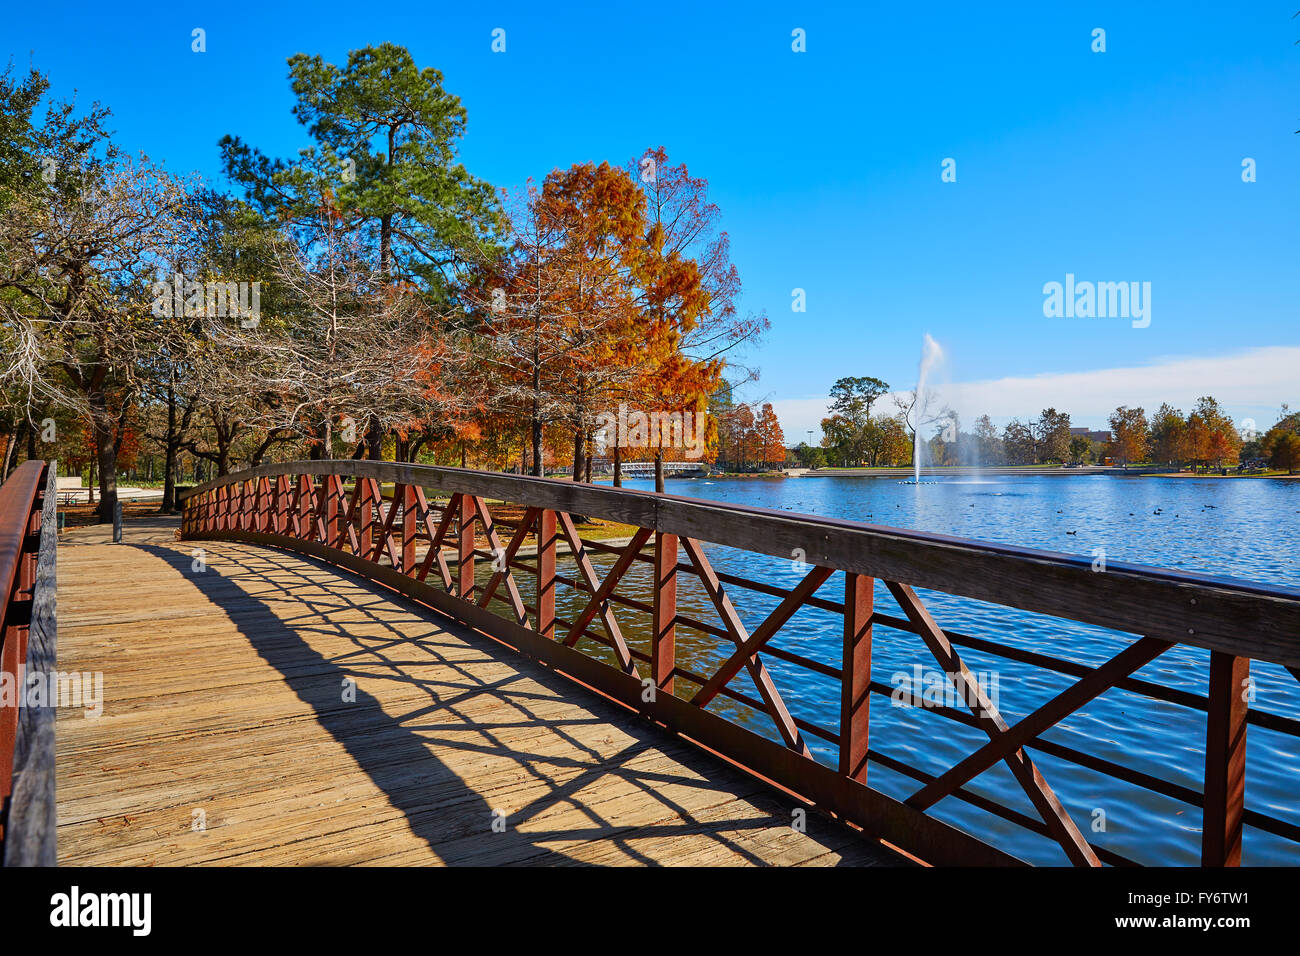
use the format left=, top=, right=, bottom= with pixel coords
left=572, top=429, right=585, bottom=484
left=612, top=444, right=622, bottom=487
left=160, top=383, right=179, bottom=513
left=160, top=444, right=178, bottom=513
left=1, top=423, right=23, bottom=479
left=366, top=415, right=383, bottom=460
left=92, top=427, right=117, bottom=524
left=161, top=445, right=179, bottom=513
left=530, top=403, right=543, bottom=477
left=310, top=419, right=329, bottom=460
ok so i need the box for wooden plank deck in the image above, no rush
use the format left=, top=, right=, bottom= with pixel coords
left=53, top=517, right=901, bottom=866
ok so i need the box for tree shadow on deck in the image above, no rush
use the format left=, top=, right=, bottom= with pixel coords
left=134, top=541, right=892, bottom=866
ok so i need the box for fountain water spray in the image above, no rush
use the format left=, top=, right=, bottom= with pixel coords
left=911, top=333, right=945, bottom=483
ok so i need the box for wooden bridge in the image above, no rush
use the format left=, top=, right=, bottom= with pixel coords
left=3, top=458, right=1300, bottom=866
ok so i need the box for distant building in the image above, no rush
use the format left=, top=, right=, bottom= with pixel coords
left=1070, top=427, right=1112, bottom=443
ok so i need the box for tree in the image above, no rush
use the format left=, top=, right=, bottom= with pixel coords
left=471, top=163, right=646, bottom=482
left=820, top=376, right=890, bottom=467
left=1002, top=418, right=1036, bottom=465
left=1108, top=406, right=1149, bottom=466
left=819, top=414, right=854, bottom=466
left=1068, top=436, right=1093, bottom=464
left=223, top=43, right=498, bottom=293
left=754, top=403, right=785, bottom=468
left=878, top=415, right=912, bottom=466
left=974, top=414, right=1003, bottom=465
left=0, top=80, right=199, bottom=520
left=892, top=388, right=946, bottom=463
left=220, top=43, right=499, bottom=459
left=792, top=442, right=825, bottom=468
left=623, top=147, right=767, bottom=490
left=1036, top=408, right=1072, bottom=463
left=1186, top=396, right=1240, bottom=471
left=828, top=376, right=889, bottom=426
left=730, top=403, right=756, bottom=471
left=1263, top=427, right=1300, bottom=474
left=1148, top=403, right=1186, bottom=467
left=543, top=162, right=647, bottom=483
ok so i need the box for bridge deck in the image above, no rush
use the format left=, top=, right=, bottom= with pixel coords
left=54, top=518, right=899, bottom=866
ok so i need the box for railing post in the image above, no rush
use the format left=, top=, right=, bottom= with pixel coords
left=536, top=509, right=556, bottom=639
left=357, top=479, right=377, bottom=558
left=323, top=475, right=343, bottom=549
left=256, top=477, right=270, bottom=534
left=270, top=476, right=283, bottom=535
left=651, top=531, right=678, bottom=695
left=318, top=476, right=331, bottom=545
left=238, top=480, right=251, bottom=532
left=457, top=493, right=476, bottom=599
left=1202, top=651, right=1249, bottom=866
left=280, top=476, right=293, bottom=535
left=400, top=484, right=418, bottom=573
left=295, top=475, right=313, bottom=539
left=840, top=572, right=873, bottom=784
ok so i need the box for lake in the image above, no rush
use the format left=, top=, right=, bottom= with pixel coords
left=494, top=473, right=1300, bottom=865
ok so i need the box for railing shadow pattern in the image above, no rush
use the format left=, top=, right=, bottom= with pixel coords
left=131, top=540, right=881, bottom=865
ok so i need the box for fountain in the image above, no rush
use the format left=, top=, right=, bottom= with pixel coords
left=899, top=333, right=945, bottom=484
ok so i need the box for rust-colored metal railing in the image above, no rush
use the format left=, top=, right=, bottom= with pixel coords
left=0, top=460, right=57, bottom=865
left=180, top=461, right=1300, bottom=867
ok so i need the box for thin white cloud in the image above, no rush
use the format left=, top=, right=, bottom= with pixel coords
left=771, top=346, right=1299, bottom=440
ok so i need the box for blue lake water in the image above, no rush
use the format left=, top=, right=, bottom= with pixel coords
left=561, top=473, right=1300, bottom=865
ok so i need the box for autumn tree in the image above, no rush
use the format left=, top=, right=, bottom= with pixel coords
left=1263, top=422, right=1300, bottom=474
left=754, top=403, right=785, bottom=468
left=623, top=147, right=768, bottom=490
left=726, top=403, right=757, bottom=471
left=469, top=164, right=645, bottom=480
left=1146, top=404, right=1185, bottom=467
left=1107, top=406, right=1149, bottom=466
left=544, top=162, right=647, bottom=482
left=1186, top=396, right=1240, bottom=471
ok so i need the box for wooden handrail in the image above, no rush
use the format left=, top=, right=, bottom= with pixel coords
left=181, top=460, right=1300, bottom=665
left=0, top=460, right=57, bottom=866
left=181, top=460, right=1300, bottom=866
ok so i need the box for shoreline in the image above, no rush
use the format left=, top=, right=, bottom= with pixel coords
left=595, top=466, right=1298, bottom=482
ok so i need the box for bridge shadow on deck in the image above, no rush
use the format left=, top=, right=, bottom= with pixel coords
left=134, top=539, right=889, bottom=866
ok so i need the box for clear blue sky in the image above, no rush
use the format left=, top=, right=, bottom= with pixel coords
left=7, top=1, right=1298, bottom=434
